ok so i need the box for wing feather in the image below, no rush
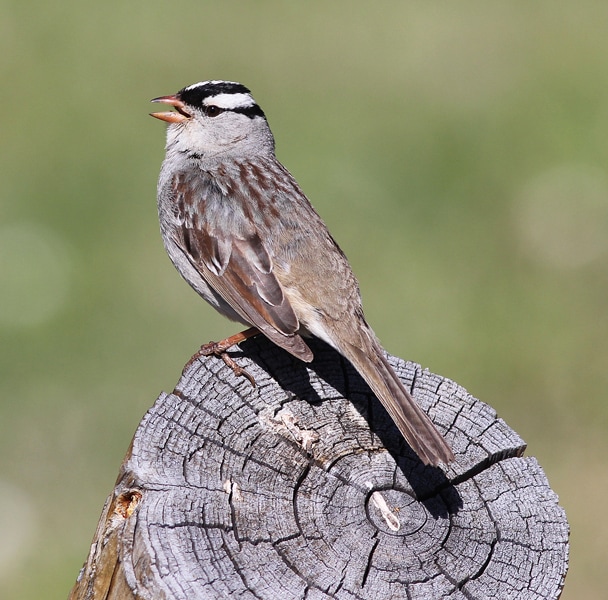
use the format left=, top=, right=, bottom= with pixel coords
left=171, top=171, right=313, bottom=362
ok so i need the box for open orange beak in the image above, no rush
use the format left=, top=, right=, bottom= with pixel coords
left=150, top=95, right=191, bottom=123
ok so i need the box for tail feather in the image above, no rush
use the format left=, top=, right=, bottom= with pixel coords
left=344, top=341, right=454, bottom=466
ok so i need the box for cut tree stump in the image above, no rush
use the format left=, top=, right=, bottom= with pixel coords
left=70, top=336, right=569, bottom=600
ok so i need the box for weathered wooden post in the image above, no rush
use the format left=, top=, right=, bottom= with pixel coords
left=70, top=336, right=568, bottom=599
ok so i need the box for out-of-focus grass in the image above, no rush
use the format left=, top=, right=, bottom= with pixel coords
left=1, top=2, right=606, bottom=598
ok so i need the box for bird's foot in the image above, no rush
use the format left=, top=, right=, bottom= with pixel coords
left=183, top=327, right=260, bottom=386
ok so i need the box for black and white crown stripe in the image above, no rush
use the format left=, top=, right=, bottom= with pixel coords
left=178, top=81, right=266, bottom=119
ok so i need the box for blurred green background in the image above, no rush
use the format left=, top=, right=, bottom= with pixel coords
left=1, top=1, right=606, bottom=598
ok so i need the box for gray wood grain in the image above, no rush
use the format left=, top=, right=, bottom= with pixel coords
left=71, top=336, right=569, bottom=600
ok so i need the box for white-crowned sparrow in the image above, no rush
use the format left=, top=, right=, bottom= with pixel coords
left=150, top=80, right=454, bottom=466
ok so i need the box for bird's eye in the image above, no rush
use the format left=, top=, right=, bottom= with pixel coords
left=205, top=105, right=224, bottom=117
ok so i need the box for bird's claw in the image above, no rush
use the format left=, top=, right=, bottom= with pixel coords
left=183, top=338, right=257, bottom=387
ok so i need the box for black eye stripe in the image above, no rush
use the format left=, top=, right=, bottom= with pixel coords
left=202, top=104, right=266, bottom=120
left=231, top=105, right=266, bottom=119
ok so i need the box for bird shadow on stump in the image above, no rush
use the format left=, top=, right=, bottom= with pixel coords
left=231, top=334, right=463, bottom=520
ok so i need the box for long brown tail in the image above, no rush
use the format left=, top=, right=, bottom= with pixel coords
left=343, top=340, right=454, bottom=466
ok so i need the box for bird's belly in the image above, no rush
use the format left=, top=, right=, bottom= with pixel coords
left=164, top=237, right=249, bottom=326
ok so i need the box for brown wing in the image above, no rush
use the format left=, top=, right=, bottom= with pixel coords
left=170, top=171, right=313, bottom=362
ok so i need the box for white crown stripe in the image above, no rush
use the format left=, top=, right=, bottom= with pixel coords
left=204, top=93, right=256, bottom=110
left=184, top=80, right=240, bottom=91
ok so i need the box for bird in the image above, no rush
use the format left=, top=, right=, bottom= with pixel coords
left=150, top=80, right=454, bottom=466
